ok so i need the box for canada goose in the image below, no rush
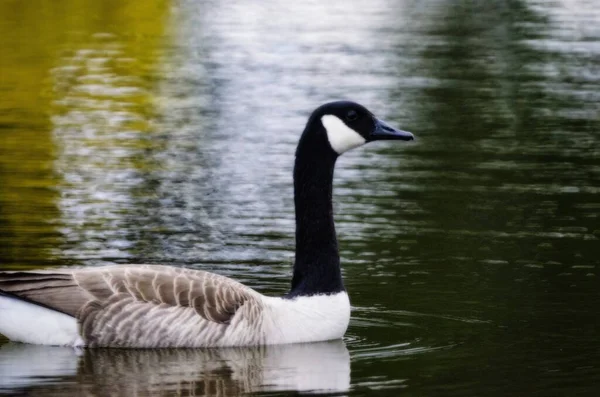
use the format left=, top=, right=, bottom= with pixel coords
left=0, top=101, right=413, bottom=348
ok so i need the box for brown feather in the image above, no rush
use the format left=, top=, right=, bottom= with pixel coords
left=0, top=265, right=261, bottom=347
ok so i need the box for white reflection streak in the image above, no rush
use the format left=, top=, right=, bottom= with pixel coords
left=152, top=0, right=407, bottom=262
left=0, top=344, right=79, bottom=391
left=51, top=36, right=142, bottom=262
left=0, top=341, right=350, bottom=395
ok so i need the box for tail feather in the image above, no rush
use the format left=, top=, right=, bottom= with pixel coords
left=0, top=271, right=85, bottom=317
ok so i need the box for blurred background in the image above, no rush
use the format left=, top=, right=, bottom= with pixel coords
left=0, top=0, right=599, bottom=395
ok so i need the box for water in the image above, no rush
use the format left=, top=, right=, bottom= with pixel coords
left=0, top=0, right=599, bottom=395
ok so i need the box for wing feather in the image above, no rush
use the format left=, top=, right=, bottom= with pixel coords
left=0, top=265, right=262, bottom=347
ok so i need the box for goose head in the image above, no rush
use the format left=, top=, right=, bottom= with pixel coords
left=305, top=101, right=414, bottom=155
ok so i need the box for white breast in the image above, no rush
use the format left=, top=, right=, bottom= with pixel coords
left=260, top=292, right=351, bottom=344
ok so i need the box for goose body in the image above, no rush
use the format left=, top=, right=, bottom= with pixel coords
left=0, top=266, right=350, bottom=347
left=0, top=101, right=413, bottom=347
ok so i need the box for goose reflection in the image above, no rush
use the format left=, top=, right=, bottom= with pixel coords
left=0, top=340, right=349, bottom=396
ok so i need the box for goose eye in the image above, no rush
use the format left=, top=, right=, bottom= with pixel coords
left=346, top=110, right=358, bottom=121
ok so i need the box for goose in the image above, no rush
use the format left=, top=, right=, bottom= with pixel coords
left=0, top=101, right=413, bottom=348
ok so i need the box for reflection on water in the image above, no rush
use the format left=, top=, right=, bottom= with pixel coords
left=0, top=341, right=350, bottom=395
left=1, top=0, right=599, bottom=395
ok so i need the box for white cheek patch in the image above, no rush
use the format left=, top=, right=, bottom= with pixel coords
left=321, top=115, right=366, bottom=154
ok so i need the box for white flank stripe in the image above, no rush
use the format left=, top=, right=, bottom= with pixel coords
left=322, top=115, right=366, bottom=154
left=0, top=295, right=81, bottom=346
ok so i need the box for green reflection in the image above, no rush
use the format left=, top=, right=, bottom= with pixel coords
left=373, top=0, right=600, bottom=394
left=0, top=1, right=62, bottom=268
left=0, top=0, right=169, bottom=269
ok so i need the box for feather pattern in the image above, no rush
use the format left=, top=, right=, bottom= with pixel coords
left=0, top=265, right=269, bottom=347
left=0, top=265, right=349, bottom=347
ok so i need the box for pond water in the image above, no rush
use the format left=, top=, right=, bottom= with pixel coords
left=1, top=0, right=599, bottom=395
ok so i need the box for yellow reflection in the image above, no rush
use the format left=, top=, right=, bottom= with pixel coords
left=0, top=0, right=169, bottom=268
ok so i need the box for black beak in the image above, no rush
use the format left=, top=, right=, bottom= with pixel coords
left=370, top=118, right=414, bottom=141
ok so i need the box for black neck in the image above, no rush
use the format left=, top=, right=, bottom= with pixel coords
left=287, top=123, right=344, bottom=297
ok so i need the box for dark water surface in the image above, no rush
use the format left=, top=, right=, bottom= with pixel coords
left=1, top=0, right=599, bottom=395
